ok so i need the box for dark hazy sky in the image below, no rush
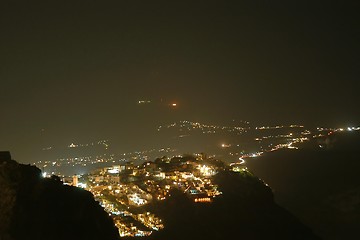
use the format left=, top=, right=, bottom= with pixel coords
left=1, top=1, right=359, bottom=160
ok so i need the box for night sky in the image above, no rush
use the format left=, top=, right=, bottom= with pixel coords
left=1, top=1, right=359, bottom=161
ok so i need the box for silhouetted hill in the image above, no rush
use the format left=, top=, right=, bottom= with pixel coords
left=142, top=171, right=319, bottom=240
left=0, top=153, right=120, bottom=240
left=246, top=131, right=360, bottom=239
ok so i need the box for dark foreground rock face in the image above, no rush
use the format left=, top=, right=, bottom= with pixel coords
left=0, top=155, right=120, bottom=240
left=143, top=171, right=320, bottom=240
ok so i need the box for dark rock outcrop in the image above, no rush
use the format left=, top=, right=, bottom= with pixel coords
left=0, top=154, right=120, bottom=240
left=144, top=170, right=320, bottom=240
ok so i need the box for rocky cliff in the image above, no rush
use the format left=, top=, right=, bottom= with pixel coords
left=0, top=153, right=120, bottom=240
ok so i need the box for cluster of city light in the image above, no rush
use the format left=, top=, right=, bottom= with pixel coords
left=194, top=197, right=211, bottom=203
left=34, top=154, right=116, bottom=169
left=83, top=166, right=167, bottom=237
left=231, top=165, right=248, bottom=172
left=90, top=184, right=159, bottom=237
left=334, top=126, right=360, bottom=132
left=197, top=165, right=216, bottom=177
left=255, top=125, right=304, bottom=130
left=157, top=120, right=248, bottom=134
left=34, top=147, right=176, bottom=172
left=136, top=212, right=164, bottom=231
left=72, top=154, right=226, bottom=237
left=115, top=219, right=152, bottom=237
left=254, top=133, right=297, bottom=141
left=241, top=151, right=264, bottom=158
left=65, top=139, right=110, bottom=149
left=138, top=100, right=151, bottom=104
left=268, top=137, right=308, bottom=152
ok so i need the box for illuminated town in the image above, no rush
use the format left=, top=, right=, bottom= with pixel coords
left=57, top=153, right=226, bottom=237
left=35, top=123, right=360, bottom=237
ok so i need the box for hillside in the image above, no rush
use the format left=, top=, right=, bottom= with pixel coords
left=142, top=170, right=320, bottom=240
left=0, top=152, right=120, bottom=240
